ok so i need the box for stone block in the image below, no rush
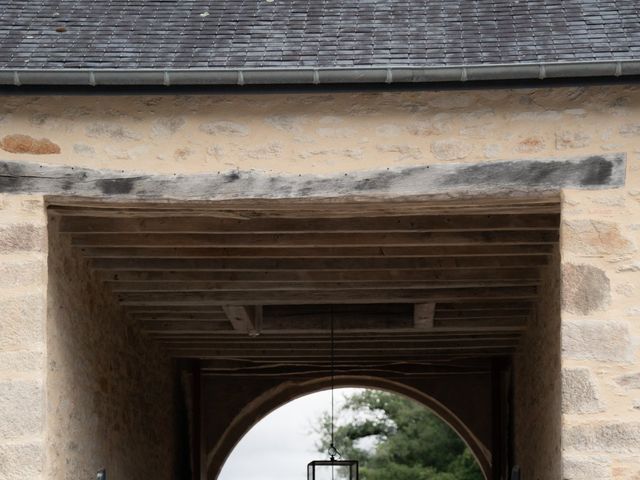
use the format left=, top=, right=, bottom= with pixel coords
left=0, top=351, right=44, bottom=375
left=430, top=139, right=472, bottom=161
left=199, top=121, right=249, bottom=137
left=0, top=293, right=46, bottom=349
left=562, top=263, right=611, bottom=315
left=564, top=422, right=640, bottom=453
left=0, top=224, right=46, bottom=252
left=562, top=220, right=636, bottom=257
left=615, top=372, right=640, bottom=389
left=0, top=442, right=44, bottom=480
left=562, top=367, right=603, bottom=414
left=0, top=380, right=44, bottom=439
left=563, top=456, right=611, bottom=480
left=0, top=134, right=60, bottom=155
left=556, top=130, right=591, bottom=150
left=0, top=256, right=46, bottom=288
left=562, top=320, right=633, bottom=363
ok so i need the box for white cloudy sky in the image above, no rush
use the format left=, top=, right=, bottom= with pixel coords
left=218, top=388, right=361, bottom=480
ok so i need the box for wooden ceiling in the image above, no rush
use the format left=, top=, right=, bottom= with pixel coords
left=49, top=197, right=560, bottom=377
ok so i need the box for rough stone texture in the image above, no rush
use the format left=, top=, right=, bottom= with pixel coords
left=615, top=373, right=640, bottom=389
left=0, top=292, right=46, bottom=350
left=562, top=320, right=633, bottom=363
left=430, top=138, right=472, bottom=161
left=562, top=368, right=603, bottom=414
left=564, top=422, right=640, bottom=453
left=0, top=224, right=46, bottom=252
left=514, top=247, right=562, bottom=479
left=0, top=134, right=60, bottom=154
left=199, top=121, right=249, bottom=136
left=46, top=215, right=176, bottom=479
left=0, top=380, right=44, bottom=439
left=562, top=263, right=611, bottom=315
left=0, top=442, right=45, bottom=480
left=562, top=220, right=636, bottom=257
left=563, top=456, right=612, bottom=480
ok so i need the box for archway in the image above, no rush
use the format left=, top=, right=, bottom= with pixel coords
left=206, top=375, right=491, bottom=480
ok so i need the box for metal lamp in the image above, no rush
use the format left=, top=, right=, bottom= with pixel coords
left=307, top=307, right=359, bottom=480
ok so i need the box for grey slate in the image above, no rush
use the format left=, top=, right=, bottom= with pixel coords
left=0, top=0, right=639, bottom=70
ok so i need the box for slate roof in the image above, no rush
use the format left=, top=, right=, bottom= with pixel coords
left=0, top=0, right=639, bottom=71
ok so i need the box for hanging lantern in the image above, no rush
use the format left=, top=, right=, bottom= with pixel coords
left=307, top=307, right=359, bottom=480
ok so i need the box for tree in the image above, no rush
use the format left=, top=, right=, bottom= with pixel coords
left=315, top=390, right=483, bottom=480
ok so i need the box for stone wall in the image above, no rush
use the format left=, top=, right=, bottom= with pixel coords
left=45, top=214, right=177, bottom=479
left=0, top=86, right=638, bottom=178
left=0, top=195, right=48, bottom=480
left=514, top=247, right=562, bottom=479
left=560, top=186, right=640, bottom=480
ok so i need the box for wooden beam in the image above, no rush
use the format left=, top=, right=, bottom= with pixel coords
left=58, top=213, right=561, bottom=233
left=71, top=230, right=559, bottom=247
left=109, top=279, right=539, bottom=292
left=79, top=244, right=554, bottom=259
left=222, top=305, right=263, bottom=336
left=116, top=286, right=538, bottom=306
left=100, top=267, right=542, bottom=282
left=92, top=256, right=548, bottom=271
left=414, top=303, right=436, bottom=329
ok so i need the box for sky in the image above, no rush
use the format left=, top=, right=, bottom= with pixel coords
left=218, top=388, right=360, bottom=480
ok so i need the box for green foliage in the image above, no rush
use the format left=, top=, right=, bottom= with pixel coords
left=315, top=390, right=483, bottom=480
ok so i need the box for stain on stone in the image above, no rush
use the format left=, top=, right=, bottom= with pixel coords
left=441, top=156, right=620, bottom=188
left=0, top=134, right=61, bottom=154
left=224, top=172, right=240, bottom=183
left=96, top=178, right=137, bottom=195
left=579, top=156, right=613, bottom=186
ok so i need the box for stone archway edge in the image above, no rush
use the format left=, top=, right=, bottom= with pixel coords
left=0, top=153, right=625, bottom=200
left=206, top=376, right=492, bottom=480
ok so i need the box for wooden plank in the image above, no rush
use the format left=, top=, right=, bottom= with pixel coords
left=414, top=303, right=435, bottom=329
left=71, top=230, right=559, bottom=247
left=100, top=267, right=542, bottom=282
left=222, top=305, right=263, bottom=336
left=58, top=213, right=561, bottom=233
left=92, top=256, right=548, bottom=271
left=78, top=244, right=554, bottom=259
left=109, top=279, right=540, bottom=292
left=3, top=155, right=623, bottom=199
left=435, top=317, right=527, bottom=329
left=140, top=321, right=233, bottom=333
left=116, top=286, right=538, bottom=306
left=436, top=309, right=529, bottom=319
left=132, top=312, right=230, bottom=321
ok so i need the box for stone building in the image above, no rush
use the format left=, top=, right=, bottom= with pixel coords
left=1, top=1, right=640, bottom=479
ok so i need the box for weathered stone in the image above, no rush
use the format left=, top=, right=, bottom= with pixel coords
left=72, top=143, right=96, bottom=157
left=265, top=115, right=305, bottom=133
left=199, top=121, right=249, bottom=136
left=556, top=130, right=591, bottom=149
left=516, top=136, right=546, bottom=153
left=86, top=121, right=141, bottom=140
left=151, top=116, right=186, bottom=137
left=0, top=351, right=44, bottom=375
left=0, top=380, right=44, bottom=439
left=430, top=139, right=472, bottom=161
left=563, top=220, right=636, bottom=257
left=619, top=123, right=640, bottom=137
left=0, top=442, right=44, bottom=480
left=0, top=293, right=46, bottom=349
left=375, top=124, right=404, bottom=137
left=564, top=422, right=640, bottom=452
left=0, top=224, right=46, bottom=252
left=562, top=368, right=603, bottom=414
left=562, top=320, right=633, bottom=363
left=0, top=255, right=46, bottom=288
left=376, top=144, right=422, bottom=161
left=563, top=456, right=611, bottom=480
left=427, top=93, right=474, bottom=109
left=316, top=127, right=357, bottom=138
left=0, top=134, right=60, bottom=154
left=562, top=263, right=611, bottom=315
left=615, top=372, right=640, bottom=389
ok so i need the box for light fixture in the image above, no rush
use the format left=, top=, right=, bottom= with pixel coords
left=307, top=307, right=359, bottom=480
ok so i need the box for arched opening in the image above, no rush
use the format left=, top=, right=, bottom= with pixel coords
left=207, top=376, right=490, bottom=480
